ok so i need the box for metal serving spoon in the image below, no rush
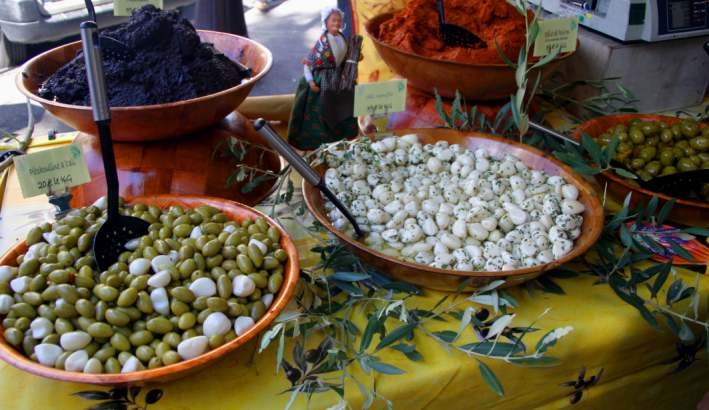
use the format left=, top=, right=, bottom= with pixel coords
left=253, top=119, right=364, bottom=238
left=81, top=21, right=149, bottom=271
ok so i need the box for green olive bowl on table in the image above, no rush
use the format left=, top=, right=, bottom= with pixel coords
left=574, top=114, right=709, bottom=228
left=303, top=129, right=604, bottom=292
left=0, top=195, right=299, bottom=385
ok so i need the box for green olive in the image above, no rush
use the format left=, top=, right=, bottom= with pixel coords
left=129, top=330, right=154, bottom=347
left=54, top=318, right=74, bottom=334
left=690, top=136, right=708, bottom=152
left=146, top=317, right=174, bottom=334
left=217, top=275, right=232, bottom=299
left=268, top=273, right=283, bottom=294
left=19, top=258, right=40, bottom=276
left=170, top=286, right=196, bottom=304
left=75, top=299, right=96, bottom=318
left=94, top=285, right=119, bottom=302
left=644, top=161, right=662, bottom=176
left=677, top=157, right=698, bottom=172
left=117, top=288, right=138, bottom=307
left=162, top=350, right=180, bottom=365
left=178, top=312, right=197, bottom=330
left=4, top=328, right=23, bottom=347
left=105, top=308, right=131, bottom=327
left=206, top=297, right=228, bottom=312
left=87, top=322, right=114, bottom=338
left=104, top=357, right=121, bottom=373
left=170, top=299, right=190, bottom=316
left=94, top=346, right=116, bottom=362
left=250, top=301, right=267, bottom=320
left=680, top=119, right=700, bottom=138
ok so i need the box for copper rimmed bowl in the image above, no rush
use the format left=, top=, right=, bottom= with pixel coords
left=574, top=114, right=709, bottom=227
left=303, top=129, right=604, bottom=291
left=17, top=30, right=273, bottom=142
left=0, top=195, right=299, bottom=385
left=364, top=12, right=575, bottom=101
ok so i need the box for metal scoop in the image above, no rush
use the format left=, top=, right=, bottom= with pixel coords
left=83, top=0, right=133, bottom=60
left=253, top=119, right=364, bottom=238
left=81, top=21, right=149, bottom=272
left=436, top=0, right=486, bottom=48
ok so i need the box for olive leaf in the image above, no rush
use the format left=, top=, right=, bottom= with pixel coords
left=73, top=391, right=112, bottom=401
left=478, top=360, right=504, bottom=397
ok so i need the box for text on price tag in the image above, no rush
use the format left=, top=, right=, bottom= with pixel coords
left=114, top=0, right=164, bottom=16
left=353, top=79, right=407, bottom=117
left=13, top=144, right=91, bottom=198
left=533, top=17, right=579, bottom=57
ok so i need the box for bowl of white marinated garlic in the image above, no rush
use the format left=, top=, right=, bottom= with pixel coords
left=302, top=129, right=604, bottom=291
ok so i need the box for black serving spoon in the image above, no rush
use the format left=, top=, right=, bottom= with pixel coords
left=253, top=119, right=364, bottom=238
left=81, top=21, right=149, bottom=272
left=436, top=0, right=486, bottom=48
left=529, top=121, right=708, bottom=201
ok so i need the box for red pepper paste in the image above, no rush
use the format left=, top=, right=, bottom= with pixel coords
left=376, top=0, right=526, bottom=64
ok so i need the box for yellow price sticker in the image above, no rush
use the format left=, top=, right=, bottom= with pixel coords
left=353, top=79, right=407, bottom=117
left=13, top=144, right=91, bottom=198
left=533, top=17, right=579, bottom=57
left=114, top=0, right=164, bottom=16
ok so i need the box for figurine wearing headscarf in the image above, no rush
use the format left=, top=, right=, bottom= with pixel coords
left=287, top=7, right=360, bottom=150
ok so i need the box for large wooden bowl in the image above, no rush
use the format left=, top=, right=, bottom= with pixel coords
left=364, top=12, right=575, bottom=101
left=17, top=30, right=272, bottom=142
left=303, top=129, right=604, bottom=291
left=69, top=112, right=282, bottom=208
left=0, top=195, right=299, bottom=385
left=574, top=114, right=709, bottom=227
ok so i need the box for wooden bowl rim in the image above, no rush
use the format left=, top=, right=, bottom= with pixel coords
left=363, top=12, right=576, bottom=69
left=303, top=129, right=604, bottom=281
left=573, top=113, right=709, bottom=211
left=0, top=194, right=299, bottom=385
left=16, top=30, right=273, bottom=111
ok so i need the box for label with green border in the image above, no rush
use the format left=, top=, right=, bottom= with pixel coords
left=353, top=79, right=407, bottom=117
left=13, top=144, right=91, bottom=198
left=114, top=0, right=164, bottom=16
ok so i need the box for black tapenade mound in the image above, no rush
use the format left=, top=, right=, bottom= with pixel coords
left=39, top=5, right=249, bottom=107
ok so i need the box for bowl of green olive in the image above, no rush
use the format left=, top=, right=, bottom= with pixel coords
left=0, top=195, right=299, bottom=385
left=574, top=114, right=708, bottom=227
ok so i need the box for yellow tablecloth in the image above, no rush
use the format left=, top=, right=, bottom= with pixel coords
left=0, top=133, right=708, bottom=410
left=0, top=1, right=708, bottom=406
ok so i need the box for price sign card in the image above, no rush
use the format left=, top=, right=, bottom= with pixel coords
left=354, top=79, right=407, bottom=117
left=533, top=17, right=579, bottom=57
left=13, top=144, right=91, bottom=198
left=114, top=0, right=164, bottom=16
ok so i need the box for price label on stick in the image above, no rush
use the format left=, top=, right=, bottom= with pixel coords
left=353, top=79, right=407, bottom=117
left=533, top=17, right=579, bottom=57
left=13, top=144, right=91, bottom=198
left=114, top=0, right=164, bottom=16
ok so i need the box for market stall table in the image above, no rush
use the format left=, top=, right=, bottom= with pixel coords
left=1, top=115, right=709, bottom=408
left=0, top=0, right=708, bottom=406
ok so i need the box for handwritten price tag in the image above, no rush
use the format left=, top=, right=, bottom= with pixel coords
left=114, top=0, right=164, bottom=16
left=533, top=17, right=579, bottom=57
left=13, top=144, right=91, bottom=198
left=353, top=79, right=407, bottom=117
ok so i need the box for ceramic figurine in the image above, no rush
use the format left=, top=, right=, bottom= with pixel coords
left=287, top=6, right=360, bottom=150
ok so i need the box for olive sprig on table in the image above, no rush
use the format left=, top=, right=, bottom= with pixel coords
left=259, top=242, right=573, bottom=406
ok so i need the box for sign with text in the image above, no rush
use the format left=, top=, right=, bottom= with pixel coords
left=114, top=0, right=164, bottom=16
left=533, top=17, right=579, bottom=57
left=13, top=144, right=91, bottom=198
left=353, top=79, right=407, bottom=117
